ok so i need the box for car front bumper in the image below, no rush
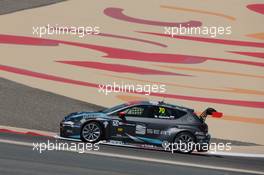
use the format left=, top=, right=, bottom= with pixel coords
left=60, top=121, right=81, bottom=139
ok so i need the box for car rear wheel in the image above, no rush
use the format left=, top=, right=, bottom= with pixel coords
left=173, top=132, right=196, bottom=154
left=81, top=122, right=102, bottom=143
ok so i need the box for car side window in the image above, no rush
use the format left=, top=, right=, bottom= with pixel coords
left=127, top=106, right=144, bottom=116
left=120, top=105, right=146, bottom=117
left=118, top=105, right=155, bottom=118
left=154, top=106, right=171, bottom=119
left=172, top=109, right=187, bottom=118
left=154, top=106, right=186, bottom=119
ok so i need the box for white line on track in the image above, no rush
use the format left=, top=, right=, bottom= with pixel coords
left=208, top=151, right=264, bottom=158
left=0, top=138, right=263, bottom=175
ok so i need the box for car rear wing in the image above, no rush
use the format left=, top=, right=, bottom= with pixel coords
left=199, top=108, right=223, bottom=122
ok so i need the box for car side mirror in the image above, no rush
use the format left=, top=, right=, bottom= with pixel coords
left=118, top=111, right=126, bottom=119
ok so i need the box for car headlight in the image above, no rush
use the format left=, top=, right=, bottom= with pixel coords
left=65, top=115, right=83, bottom=122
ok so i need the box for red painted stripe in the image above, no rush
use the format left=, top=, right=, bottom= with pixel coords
left=0, top=64, right=97, bottom=88
left=0, top=34, right=205, bottom=64
left=99, top=33, right=167, bottom=47
left=0, top=34, right=58, bottom=46
left=207, top=57, right=264, bottom=67
left=137, top=31, right=264, bottom=48
left=104, top=7, right=202, bottom=27
left=57, top=61, right=189, bottom=76
left=0, top=129, right=25, bottom=135
left=61, top=40, right=206, bottom=64
left=1, top=34, right=263, bottom=67
left=1, top=64, right=264, bottom=108
left=149, top=92, right=264, bottom=109
left=229, top=51, right=264, bottom=59
left=0, top=129, right=51, bottom=137
left=247, top=4, right=264, bottom=15
left=48, top=26, right=167, bottom=47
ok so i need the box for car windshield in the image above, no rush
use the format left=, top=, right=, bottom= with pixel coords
left=101, top=103, right=128, bottom=114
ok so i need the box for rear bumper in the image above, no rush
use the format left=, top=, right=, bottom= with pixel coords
left=195, top=133, right=211, bottom=152
left=196, top=133, right=211, bottom=143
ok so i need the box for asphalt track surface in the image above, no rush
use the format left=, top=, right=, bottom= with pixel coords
left=1, top=132, right=264, bottom=175
left=0, top=0, right=65, bottom=15
left=0, top=78, right=103, bottom=132
left=0, top=1, right=264, bottom=175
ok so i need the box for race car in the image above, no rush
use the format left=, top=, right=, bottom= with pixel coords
left=60, top=101, right=222, bottom=153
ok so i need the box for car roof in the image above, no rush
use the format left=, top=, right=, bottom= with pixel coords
left=127, top=100, right=194, bottom=111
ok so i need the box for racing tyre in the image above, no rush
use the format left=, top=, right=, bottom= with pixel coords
left=81, top=122, right=102, bottom=143
left=173, top=132, right=196, bottom=154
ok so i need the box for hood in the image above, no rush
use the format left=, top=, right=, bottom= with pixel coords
left=64, top=111, right=105, bottom=121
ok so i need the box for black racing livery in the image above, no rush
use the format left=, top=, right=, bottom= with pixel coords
left=60, top=101, right=222, bottom=153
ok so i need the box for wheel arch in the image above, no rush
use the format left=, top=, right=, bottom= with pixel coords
left=173, top=130, right=197, bottom=143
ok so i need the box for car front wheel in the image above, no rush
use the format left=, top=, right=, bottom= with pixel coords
left=81, top=122, right=102, bottom=143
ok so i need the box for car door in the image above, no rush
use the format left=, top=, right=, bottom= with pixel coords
left=123, top=105, right=153, bottom=143
left=139, top=106, right=186, bottom=144
left=108, top=105, right=149, bottom=143
left=113, top=105, right=172, bottom=145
